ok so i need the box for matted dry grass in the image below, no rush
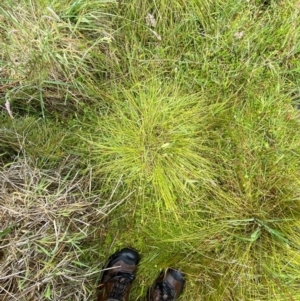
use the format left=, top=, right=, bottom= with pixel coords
left=0, top=158, right=127, bottom=301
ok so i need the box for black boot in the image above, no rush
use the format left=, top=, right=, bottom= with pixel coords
left=97, top=248, right=140, bottom=301
left=146, top=268, right=185, bottom=301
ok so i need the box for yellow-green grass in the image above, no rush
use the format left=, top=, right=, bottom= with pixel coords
left=94, top=87, right=300, bottom=300
left=80, top=79, right=219, bottom=213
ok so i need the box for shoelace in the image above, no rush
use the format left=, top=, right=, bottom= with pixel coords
left=154, top=280, right=175, bottom=301
left=106, top=272, right=135, bottom=300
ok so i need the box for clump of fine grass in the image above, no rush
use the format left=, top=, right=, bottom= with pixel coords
left=0, top=158, right=129, bottom=301
left=81, top=79, right=219, bottom=212
left=0, top=0, right=116, bottom=118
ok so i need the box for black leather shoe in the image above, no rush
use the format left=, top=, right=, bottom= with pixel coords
left=146, top=268, right=185, bottom=301
left=97, top=248, right=140, bottom=301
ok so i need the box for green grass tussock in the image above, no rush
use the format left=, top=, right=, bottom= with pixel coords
left=82, top=79, right=217, bottom=211
left=1, top=0, right=300, bottom=300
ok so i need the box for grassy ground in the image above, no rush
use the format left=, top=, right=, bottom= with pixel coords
left=1, top=0, right=300, bottom=300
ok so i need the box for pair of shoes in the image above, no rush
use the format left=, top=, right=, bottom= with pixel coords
left=97, top=248, right=185, bottom=301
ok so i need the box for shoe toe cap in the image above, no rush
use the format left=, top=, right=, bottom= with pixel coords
left=112, top=247, right=140, bottom=265
left=168, top=268, right=185, bottom=283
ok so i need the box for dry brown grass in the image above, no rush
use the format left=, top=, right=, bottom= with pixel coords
left=0, top=158, right=127, bottom=301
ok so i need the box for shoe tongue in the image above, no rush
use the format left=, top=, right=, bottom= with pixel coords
left=155, top=281, right=174, bottom=301
left=114, top=271, right=135, bottom=283
left=107, top=272, right=135, bottom=300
